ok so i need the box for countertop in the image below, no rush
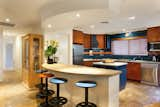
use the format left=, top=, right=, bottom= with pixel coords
left=93, top=62, right=128, bottom=67
left=42, top=63, right=121, bottom=76
left=83, top=59, right=160, bottom=64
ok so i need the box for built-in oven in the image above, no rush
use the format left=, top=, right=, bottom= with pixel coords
left=148, top=42, right=160, bottom=51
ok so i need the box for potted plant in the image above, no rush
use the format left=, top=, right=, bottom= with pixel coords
left=45, top=40, right=58, bottom=64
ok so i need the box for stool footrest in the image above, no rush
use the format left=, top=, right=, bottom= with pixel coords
left=39, top=102, right=53, bottom=107
left=76, top=102, right=97, bottom=107
left=36, top=92, right=46, bottom=99
left=42, top=90, right=54, bottom=97
left=49, top=97, right=67, bottom=106
left=35, top=83, right=45, bottom=89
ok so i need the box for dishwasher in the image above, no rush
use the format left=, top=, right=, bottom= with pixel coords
left=141, top=63, right=159, bottom=86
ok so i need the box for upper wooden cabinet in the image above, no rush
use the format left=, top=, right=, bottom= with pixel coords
left=84, top=34, right=91, bottom=49
left=73, top=30, right=84, bottom=44
left=147, top=27, right=160, bottom=42
left=96, top=34, right=105, bottom=49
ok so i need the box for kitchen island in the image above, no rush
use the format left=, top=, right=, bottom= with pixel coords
left=42, top=63, right=121, bottom=107
left=93, top=62, right=128, bottom=90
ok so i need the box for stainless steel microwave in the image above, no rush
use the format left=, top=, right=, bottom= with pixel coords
left=149, top=42, right=160, bottom=51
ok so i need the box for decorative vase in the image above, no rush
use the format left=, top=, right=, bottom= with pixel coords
left=47, top=56, right=53, bottom=64
left=53, top=54, right=58, bottom=63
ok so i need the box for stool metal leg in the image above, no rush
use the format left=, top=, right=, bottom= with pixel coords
left=39, top=78, right=53, bottom=107
left=85, top=88, right=88, bottom=105
left=57, top=84, right=60, bottom=98
left=76, top=88, right=97, bottom=107
left=45, top=78, right=48, bottom=104
left=49, top=83, right=67, bottom=106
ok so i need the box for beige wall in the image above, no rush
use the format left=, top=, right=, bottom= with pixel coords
left=0, top=28, right=3, bottom=81
left=44, top=29, right=73, bottom=64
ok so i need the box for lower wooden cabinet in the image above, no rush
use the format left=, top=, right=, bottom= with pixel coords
left=127, top=62, right=141, bottom=81
left=83, top=61, right=94, bottom=67
left=83, top=61, right=100, bottom=67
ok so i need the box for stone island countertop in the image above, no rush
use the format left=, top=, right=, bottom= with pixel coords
left=42, top=63, right=121, bottom=76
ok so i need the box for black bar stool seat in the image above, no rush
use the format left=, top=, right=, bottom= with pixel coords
left=39, top=73, right=55, bottom=107
left=49, top=77, right=68, bottom=106
left=75, top=80, right=97, bottom=107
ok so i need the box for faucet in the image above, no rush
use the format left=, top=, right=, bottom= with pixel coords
left=133, top=57, right=137, bottom=60
left=152, top=56, right=156, bottom=62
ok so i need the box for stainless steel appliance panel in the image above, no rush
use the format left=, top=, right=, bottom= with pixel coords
left=73, top=44, right=84, bottom=65
left=141, top=63, right=159, bottom=86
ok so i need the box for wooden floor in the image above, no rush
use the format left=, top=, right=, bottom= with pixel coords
left=0, top=71, right=160, bottom=107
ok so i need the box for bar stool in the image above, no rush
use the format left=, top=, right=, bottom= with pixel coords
left=39, top=73, right=55, bottom=107
left=49, top=77, right=68, bottom=106
left=35, top=69, right=48, bottom=99
left=75, top=80, right=97, bottom=107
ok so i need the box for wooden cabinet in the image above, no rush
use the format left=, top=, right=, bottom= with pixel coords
left=96, top=34, right=105, bottom=49
left=22, top=34, right=43, bottom=88
left=73, top=30, right=84, bottom=44
left=127, top=62, right=141, bottom=81
left=83, top=61, right=100, bottom=67
left=84, top=34, right=91, bottom=48
left=147, top=27, right=160, bottom=42
left=106, top=35, right=111, bottom=51
left=83, top=61, right=93, bottom=67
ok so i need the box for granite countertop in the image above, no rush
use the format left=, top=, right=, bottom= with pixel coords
left=128, top=60, right=160, bottom=64
left=42, top=63, right=121, bottom=76
left=83, top=59, right=160, bottom=64
left=93, top=62, right=128, bottom=67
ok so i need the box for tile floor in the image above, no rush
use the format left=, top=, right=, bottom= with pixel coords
left=0, top=71, right=160, bottom=107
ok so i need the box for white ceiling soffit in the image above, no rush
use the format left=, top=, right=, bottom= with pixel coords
left=41, top=0, right=160, bottom=34
left=41, top=0, right=109, bottom=21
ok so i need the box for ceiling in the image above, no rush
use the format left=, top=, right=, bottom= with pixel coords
left=1, top=0, right=160, bottom=34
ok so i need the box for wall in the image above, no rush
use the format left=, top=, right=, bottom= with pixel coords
left=2, top=35, right=22, bottom=71
left=44, top=29, right=72, bottom=64
left=110, top=30, right=147, bottom=39
left=0, top=28, right=3, bottom=81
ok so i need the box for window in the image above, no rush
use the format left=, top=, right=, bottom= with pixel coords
left=112, top=38, right=148, bottom=55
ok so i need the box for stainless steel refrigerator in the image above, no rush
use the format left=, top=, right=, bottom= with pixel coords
left=73, top=44, right=84, bottom=65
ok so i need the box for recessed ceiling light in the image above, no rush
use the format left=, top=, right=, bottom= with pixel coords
left=47, top=24, right=52, bottom=28
left=76, top=13, right=80, bottom=17
left=128, top=16, right=135, bottom=20
left=5, top=18, right=10, bottom=22
left=90, top=25, right=95, bottom=29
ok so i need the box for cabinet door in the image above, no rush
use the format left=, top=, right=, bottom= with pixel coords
left=22, top=36, right=30, bottom=85
left=29, top=35, right=43, bottom=88
left=106, top=35, right=111, bottom=51
left=73, top=30, right=84, bottom=44
left=147, top=27, right=160, bottom=42
left=127, top=62, right=141, bottom=81
left=83, top=61, right=93, bottom=67
left=96, top=35, right=105, bottom=49
left=84, top=34, right=91, bottom=48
